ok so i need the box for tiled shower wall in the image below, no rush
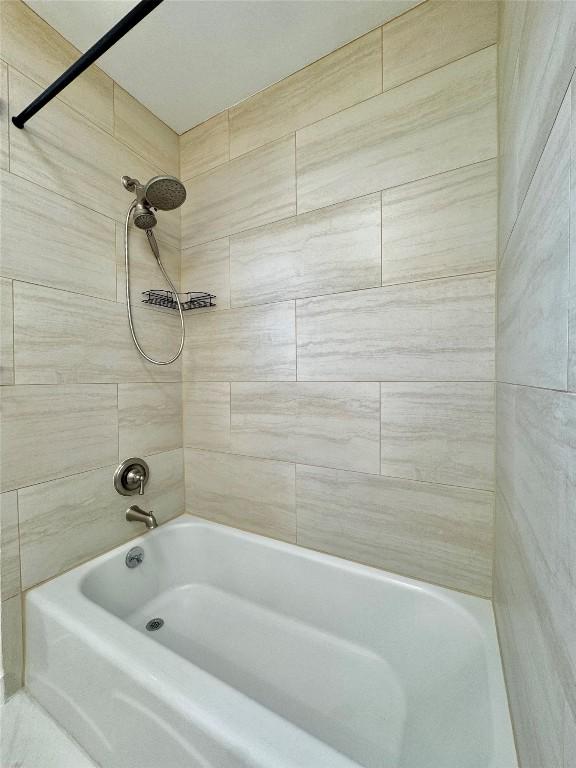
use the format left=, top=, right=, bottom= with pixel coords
left=0, top=0, right=184, bottom=698
left=494, top=1, right=576, bottom=765
left=180, top=1, right=498, bottom=597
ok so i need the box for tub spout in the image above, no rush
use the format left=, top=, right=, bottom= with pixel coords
left=126, top=505, right=158, bottom=530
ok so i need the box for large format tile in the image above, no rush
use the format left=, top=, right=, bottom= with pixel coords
left=18, top=449, right=184, bottom=589
left=381, top=0, right=497, bottom=93
left=1, top=594, right=23, bottom=698
left=499, top=91, right=570, bottom=390
left=499, top=0, right=576, bottom=247
left=183, top=301, right=295, bottom=381
left=0, top=492, right=20, bottom=600
left=494, top=497, right=566, bottom=768
left=113, top=84, right=178, bottom=175
left=180, top=111, right=229, bottom=181
left=13, top=282, right=181, bottom=384
left=496, top=384, right=576, bottom=716
left=1, top=171, right=116, bottom=301
left=0, top=59, right=8, bottom=171
left=0, top=278, right=13, bottom=385
left=381, top=160, right=497, bottom=285
left=296, top=46, right=496, bottom=214
left=8, top=69, right=165, bottom=223
left=118, top=383, right=182, bottom=458
left=0, top=384, right=118, bottom=491
left=181, top=136, right=296, bottom=246
left=230, top=194, right=381, bottom=307
left=181, top=238, right=230, bottom=313
left=184, top=449, right=296, bottom=542
left=380, top=382, right=494, bottom=491
left=229, top=29, right=382, bottom=158
left=0, top=0, right=113, bottom=133
left=230, top=382, right=380, bottom=474
left=183, top=382, right=231, bottom=451
left=297, top=273, right=494, bottom=381
left=297, top=465, right=494, bottom=596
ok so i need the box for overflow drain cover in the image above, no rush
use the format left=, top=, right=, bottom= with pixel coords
left=146, top=618, right=164, bottom=632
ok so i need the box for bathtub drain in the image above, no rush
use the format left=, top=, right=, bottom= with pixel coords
left=146, top=618, right=164, bottom=631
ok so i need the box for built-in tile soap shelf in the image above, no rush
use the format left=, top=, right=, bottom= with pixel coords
left=142, top=290, right=216, bottom=311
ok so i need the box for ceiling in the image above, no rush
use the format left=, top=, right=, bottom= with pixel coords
left=25, top=0, right=420, bottom=134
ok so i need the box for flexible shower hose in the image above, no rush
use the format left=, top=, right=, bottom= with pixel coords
left=124, top=200, right=185, bottom=365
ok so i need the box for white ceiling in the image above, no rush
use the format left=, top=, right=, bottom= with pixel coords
left=25, top=0, right=420, bottom=134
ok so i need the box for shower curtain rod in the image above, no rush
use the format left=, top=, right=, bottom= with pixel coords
left=11, top=0, right=164, bottom=129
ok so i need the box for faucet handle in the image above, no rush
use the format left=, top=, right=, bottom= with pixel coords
left=114, top=458, right=150, bottom=496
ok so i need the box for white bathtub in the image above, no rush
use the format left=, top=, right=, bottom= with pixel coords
left=26, top=515, right=517, bottom=768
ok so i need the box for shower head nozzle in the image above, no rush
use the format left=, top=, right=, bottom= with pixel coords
left=144, top=176, right=187, bottom=210
left=133, top=203, right=157, bottom=230
left=122, top=173, right=186, bottom=228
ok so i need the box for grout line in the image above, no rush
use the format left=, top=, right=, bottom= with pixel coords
left=183, top=446, right=494, bottom=494
left=500, top=69, right=576, bottom=262
left=191, top=43, right=497, bottom=169
left=182, top=155, right=497, bottom=251
left=178, top=268, right=496, bottom=318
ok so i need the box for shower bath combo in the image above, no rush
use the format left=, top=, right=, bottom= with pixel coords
left=122, top=174, right=187, bottom=365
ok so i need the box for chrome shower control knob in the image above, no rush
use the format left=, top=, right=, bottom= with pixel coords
left=114, top=458, right=150, bottom=496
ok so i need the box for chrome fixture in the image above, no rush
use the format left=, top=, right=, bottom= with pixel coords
left=145, top=618, right=164, bottom=632
left=125, top=546, right=145, bottom=568
left=122, top=174, right=187, bottom=365
left=126, top=505, right=158, bottom=530
left=114, top=458, right=150, bottom=496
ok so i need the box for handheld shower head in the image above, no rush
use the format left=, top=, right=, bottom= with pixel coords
left=133, top=203, right=157, bottom=229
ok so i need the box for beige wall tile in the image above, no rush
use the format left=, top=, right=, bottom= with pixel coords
left=230, top=194, right=381, bottom=307
left=496, top=384, right=576, bottom=715
left=230, top=382, right=380, bottom=474
left=8, top=69, right=166, bottom=224
left=13, top=282, right=181, bottom=384
left=0, top=384, right=117, bottom=492
left=0, top=0, right=113, bottom=133
left=297, top=273, right=494, bottom=381
left=18, top=449, right=184, bottom=589
left=381, top=0, right=497, bottom=93
left=117, top=224, right=180, bottom=304
left=381, top=160, right=497, bottom=285
left=297, top=465, right=494, bottom=596
left=380, top=382, right=494, bottom=491
left=0, top=492, right=20, bottom=600
left=119, top=383, right=182, bottom=457
left=0, top=278, right=13, bottom=385
left=296, top=46, right=496, bottom=214
left=181, top=238, right=230, bottom=313
left=1, top=594, right=23, bottom=698
left=182, top=382, right=230, bottom=451
left=499, top=92, right=570, bottom=390
left=494, top=497, right=566, bottom=768
left=181, top=135, right=296, bottom=246
left=0, top=60, right=8, bottom=171
left=1, top=171, right=116, bottom=301
left=113, top=84, right=178, bottom=175
left=185, top=449, right=296, bottom=542
left=180, top=111, right=229, bottom=181
left=229, top=29, right=382, bottom=158
left=499, top=0, right=576, bottom=247
left=183, top=301, right=295, bottom=381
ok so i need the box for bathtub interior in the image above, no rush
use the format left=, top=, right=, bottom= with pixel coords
left=76, top=518, right=501, bottom=768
